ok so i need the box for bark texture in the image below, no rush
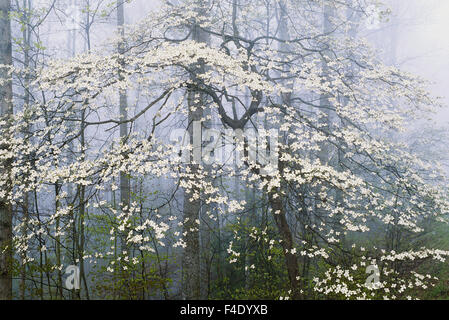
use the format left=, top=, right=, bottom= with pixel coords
left=0, top=0, right=13, bottom=301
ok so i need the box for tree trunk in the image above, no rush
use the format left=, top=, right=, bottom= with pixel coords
left=267, top=161, right=301, bottom=299
left=117, top=0, right=129, bottom=215
left=20, top=0, right=32, bottom=300
left=117, top=0, right=130, bottom=297
left=270, top=0, right=301, bottom=300
left=0, top=0, right=13, bottom=300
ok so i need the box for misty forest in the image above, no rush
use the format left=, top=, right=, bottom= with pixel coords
left=1, top=0, right=449, bottom=300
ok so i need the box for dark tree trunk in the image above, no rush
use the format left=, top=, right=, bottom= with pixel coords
left=182, top=1, right=210, bottom=299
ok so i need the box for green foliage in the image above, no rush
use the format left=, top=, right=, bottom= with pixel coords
left=210, top=219, right=290, bottom=299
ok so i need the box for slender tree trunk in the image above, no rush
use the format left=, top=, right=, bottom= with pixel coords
left=267, top=161, right=300, bottom=299
left=19, top=0, right=32, bottom=299
left=182, top=1, right=210, bottom=299
left=269, top=0, right=301, bottom=300
left=117, top=0, right=130, bottom=298
left=118, top=0, right=129, bottom=210
left=0, top=0, right=13, bottom=300
left=182, top=90, right=203, bottom=300
left=318, top=1, right=334, bottom=165
left=75, top=4, right=91, bottom=300
left=77, top=106, right=89, bottom=299
left=55, top=184, right=63, bottom=298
